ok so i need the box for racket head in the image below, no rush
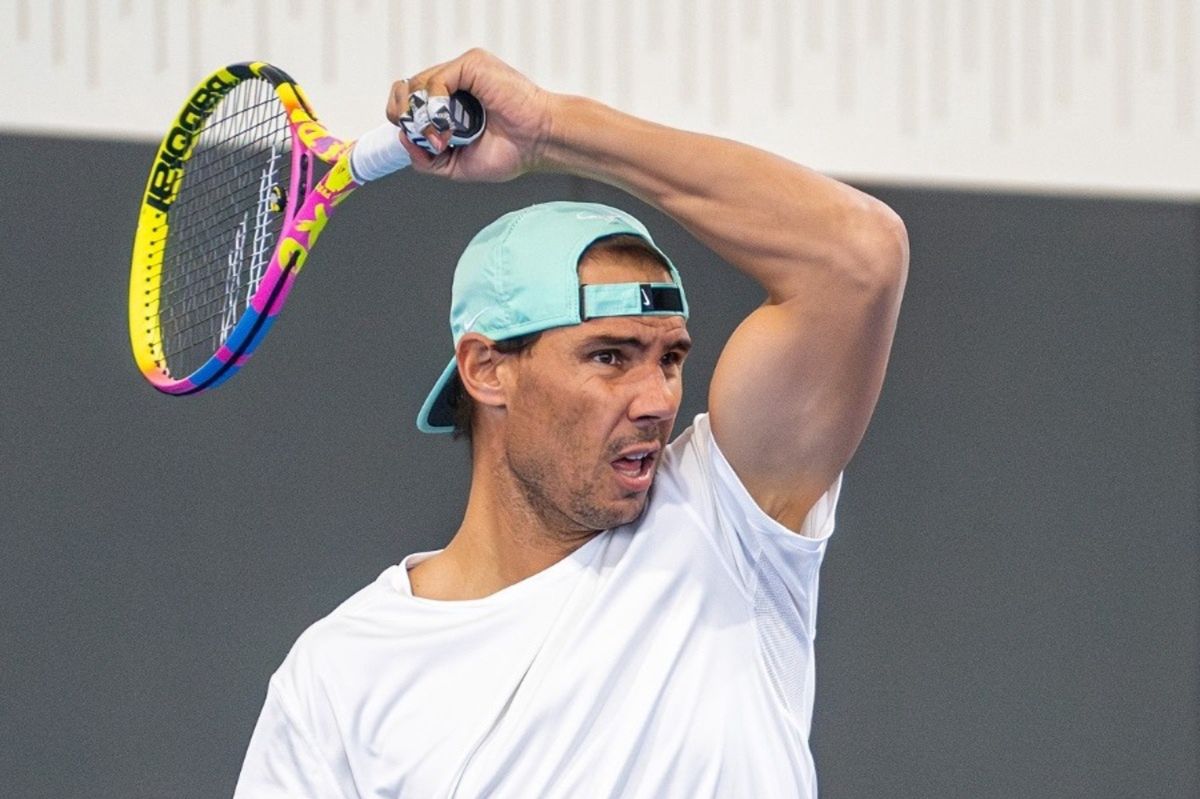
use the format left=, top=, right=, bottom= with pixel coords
left=129, top=61, right=329, bottom=395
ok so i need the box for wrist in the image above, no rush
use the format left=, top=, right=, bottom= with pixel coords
left=533, top=93, right=603, bottom=175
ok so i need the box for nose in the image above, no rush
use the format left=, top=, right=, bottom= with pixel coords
left=627, top=363, right=680, bottom=423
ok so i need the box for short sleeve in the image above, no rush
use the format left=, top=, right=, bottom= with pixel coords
left=233, top=676, right=351, bottom=799
left=669, top=414, right=843, bottom=720
left=701, top=414, right=841, bottom=543
left=667, top=414, right=842, bottom=637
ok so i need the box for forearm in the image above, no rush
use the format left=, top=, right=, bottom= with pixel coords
left=537, top=94, right=907, bottom=300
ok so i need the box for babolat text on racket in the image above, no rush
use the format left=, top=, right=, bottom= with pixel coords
left=129, top=61, right=484, bottom=395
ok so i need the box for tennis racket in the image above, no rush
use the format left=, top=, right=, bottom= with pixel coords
left=129, top=61, right=484, bottom=395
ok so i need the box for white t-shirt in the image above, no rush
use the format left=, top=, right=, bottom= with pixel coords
left=235, top=414, right=842, bottom=798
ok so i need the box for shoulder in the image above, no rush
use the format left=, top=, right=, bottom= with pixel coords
left=655, top=413, right=714, bottom=490
left=653, top=412, right=842, bottom=544
left=274, top=568, right=404, bottom=692
left=652, top=412, right=749, bottom=514
left=639, top=414, right=717, bottom=521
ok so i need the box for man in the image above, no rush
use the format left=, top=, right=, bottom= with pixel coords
left=235, top=49, right=907, bottom=797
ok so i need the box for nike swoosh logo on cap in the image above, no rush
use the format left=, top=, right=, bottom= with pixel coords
left=575, top=212, right=623, bottom=223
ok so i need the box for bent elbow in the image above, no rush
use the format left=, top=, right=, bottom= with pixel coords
left=842, top=199, right=909, bottom=295
left=861, top=200, right=909, bottom=280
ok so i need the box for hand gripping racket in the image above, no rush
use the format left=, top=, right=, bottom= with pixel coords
left=129, top=61, right=484, bottom=395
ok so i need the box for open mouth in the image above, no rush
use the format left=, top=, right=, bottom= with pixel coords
left=610, top=449, right=657, bottom=492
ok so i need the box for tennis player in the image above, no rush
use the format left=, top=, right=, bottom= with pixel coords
left=235, top=49, right=907, bottom=798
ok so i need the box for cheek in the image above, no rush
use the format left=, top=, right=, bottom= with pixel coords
left=512, top=375, right=614, bottom=463
left=542, top=388, right=604, bottom=458
left=509, top=372, right=578, bottom=447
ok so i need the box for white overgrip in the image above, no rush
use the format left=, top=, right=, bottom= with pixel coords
left=349, top=122, right=413, bottom=183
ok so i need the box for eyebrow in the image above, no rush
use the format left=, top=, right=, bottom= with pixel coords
left=580, top=334, right=693, bottom=353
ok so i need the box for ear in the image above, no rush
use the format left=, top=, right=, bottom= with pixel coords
left=456, top=333, right=510, bottom=410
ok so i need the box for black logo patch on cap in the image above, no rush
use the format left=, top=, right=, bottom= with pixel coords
left=640, top=284, right=684, bottom=313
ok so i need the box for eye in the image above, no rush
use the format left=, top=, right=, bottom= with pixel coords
left=592, top=349, right=622, bottom=365
left=661, top=351, right=684, bottom=367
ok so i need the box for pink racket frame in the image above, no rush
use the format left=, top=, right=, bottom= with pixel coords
left=130, top=61, right=393, bottom=395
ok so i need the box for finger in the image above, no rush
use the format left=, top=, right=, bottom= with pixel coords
left=421, top=74, right=455, bottom=154
left=386, top=57, right=472, bottom=170
left=388, top=79, right=441, bottom=158
left=404, top=57, right=452, bottom=91
left=399, top=89, right=441, bottom=155
left=398, top=127, right=437, bottom=170
left=385, top=77, right=411, bottom=126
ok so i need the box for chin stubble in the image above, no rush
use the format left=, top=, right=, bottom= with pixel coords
left=507, top=450, right=647, bottom=538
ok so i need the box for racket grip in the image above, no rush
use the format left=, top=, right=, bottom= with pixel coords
left=350, top=122, right=413, bottom=183
left=349, top=90, right=486, bottom=183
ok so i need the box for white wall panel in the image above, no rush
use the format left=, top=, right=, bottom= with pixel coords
left=1, top=0, right=1196, bottom=197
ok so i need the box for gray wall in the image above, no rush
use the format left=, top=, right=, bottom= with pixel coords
left=2, top=133, right=1196, bottom=798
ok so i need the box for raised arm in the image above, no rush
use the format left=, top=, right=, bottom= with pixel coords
left=395, top=50, right=909, bottom=531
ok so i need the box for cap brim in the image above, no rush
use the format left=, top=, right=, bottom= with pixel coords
left=416, top=357, right=460, bottom=434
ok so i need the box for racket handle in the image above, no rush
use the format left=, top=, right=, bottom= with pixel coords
left=350, top=123, right=413, bottom=182
left=349, top=90, right=486, bottom=183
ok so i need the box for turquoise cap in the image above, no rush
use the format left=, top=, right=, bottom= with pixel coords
left=417, top=201, right=689, bottom=434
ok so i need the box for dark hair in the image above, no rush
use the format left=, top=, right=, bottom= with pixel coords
left=581, top=233, right=672, bottom=273
left=451, top=234, right=673, bottom=441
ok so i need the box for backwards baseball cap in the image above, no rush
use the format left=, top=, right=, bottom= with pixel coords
left=417, top=201, right=689, bottom=434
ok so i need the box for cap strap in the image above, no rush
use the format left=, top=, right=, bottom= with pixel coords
left=580, top=282, right=688, bottom=320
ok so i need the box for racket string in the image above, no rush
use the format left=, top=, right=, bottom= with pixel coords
left=148, top=104, right=291, bottom=243
left=153, top=104, right=298, bottom=353
left=150, top=77, right=294, bottom=376
left=155, top=99, right=288, bottom=284
left=161, top=147, right=286, bottom=351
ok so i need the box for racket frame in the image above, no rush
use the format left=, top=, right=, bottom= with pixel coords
left=129, top=61, right=365, bottom=395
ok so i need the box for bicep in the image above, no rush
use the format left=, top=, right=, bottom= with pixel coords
left=708, top=263, right=905, bottom=531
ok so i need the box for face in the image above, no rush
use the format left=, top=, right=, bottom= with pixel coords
left=498, top=255, right=692, bottom=536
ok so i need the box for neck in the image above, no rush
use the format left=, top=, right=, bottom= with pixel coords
left=407, top=434, right=597, bottom=601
